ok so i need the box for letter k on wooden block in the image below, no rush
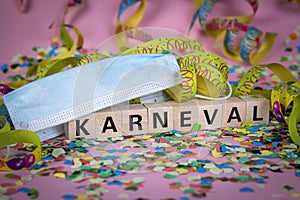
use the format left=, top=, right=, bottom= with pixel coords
left=66, top=113, right=96, bottom=139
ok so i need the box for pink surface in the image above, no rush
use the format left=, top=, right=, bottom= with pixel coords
left=0, top=1, right=300, bottom=200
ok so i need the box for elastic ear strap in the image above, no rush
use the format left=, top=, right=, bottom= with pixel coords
left=195, top=81, right=232, bottom=100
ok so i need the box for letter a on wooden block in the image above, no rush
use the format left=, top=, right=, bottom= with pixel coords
left=169, top=99, right=199, bottom=132
left=239, top=95, right=270, bottom=124
left=95, top=106, right=122, bottom=139
left=66, top=113, right=96, bottom=139
left=120, top=104, right=148, bottom=136
left=195, top=99, right=223, bottom=129
left=220, top=97, right=246, bottom=127
left=144, top=102, right=173, bottom=133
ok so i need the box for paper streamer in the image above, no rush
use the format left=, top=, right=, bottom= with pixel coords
left=189, top=0, right=277, bottom=65
left=0, top=117, right=42, bottom=171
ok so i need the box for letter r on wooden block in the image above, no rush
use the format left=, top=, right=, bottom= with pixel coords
left=120, top=104, right=148, bottom=136
left=95, top=106, right=122, bottom=139
left=239, top=95, right=270, bottom=124
left=66, top=113, right=96, bottom=139
left=220, top=97, right=246, bottom=127
left=144, top=102, right=173, bottom=133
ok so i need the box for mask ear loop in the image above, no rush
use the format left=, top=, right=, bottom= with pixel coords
left=194, top=81, right=232, bottom=101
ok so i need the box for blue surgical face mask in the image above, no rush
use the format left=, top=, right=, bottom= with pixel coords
left=4, top=54, right=181, bottom=140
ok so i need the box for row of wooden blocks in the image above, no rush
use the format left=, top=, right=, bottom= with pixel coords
left=65, top=95, right=270, bottom=139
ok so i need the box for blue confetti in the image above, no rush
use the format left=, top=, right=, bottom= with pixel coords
left=295, top=171, right=300, bottom=177
left=182, top=150, right=193, bottom=154
left=272, top=141, right=279, bottom=149
left=113, top=170, right=125, bottom=176
left=155, top=147, right=164, bottom=152
left=240, top=187, right=254, bottom=192
left=252, top=141, right=262, bottom=147
left=106, top=149, right=117, bottom=153
left=62, top=194, right=77, bottom=200
left=42, top=155, right=54, bottom=161
left=255, top=177, right=266, bottom=184
left=201, top=179, right=212, bottom=186
left=118, top=149, right=128, bottom=153
left=196, top=167, right=207, bottom=173
left=180, top=197, right=190, bottom=200
left=220, top=144, right=230, bottom=152
left=108, top=181, right=123, bottom=186
left=253, top=160, right=264, bottom=165
left=297, top=45, right=300, bottom=53
left=18, top=187, right=31, bottom=193
left=102, top=155, right=118, bottom=160
left=64, top=160, right=73, bottom=165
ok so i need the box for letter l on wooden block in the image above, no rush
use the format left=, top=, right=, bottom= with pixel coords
left=239, top=95, right=270, bottom=124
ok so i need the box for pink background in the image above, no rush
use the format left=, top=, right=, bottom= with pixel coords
left=1, top=0, right=300, bottom=82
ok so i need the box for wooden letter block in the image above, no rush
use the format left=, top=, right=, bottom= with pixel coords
left=195, top=99, right=223, bottom=129
left=220, top=97, right=246, bottom=127
left=95, top=106, right=122, bottom=139
left=239, top=95, right=270, bottom=124
left=66, top=113, right=96, bottom=140
left=144, top=102, right=173, bottom=133
left=169, top=99, right=199, bottom=132
left=120, top=104, right=148, bottom=136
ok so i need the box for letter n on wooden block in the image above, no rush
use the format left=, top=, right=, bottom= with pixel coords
left=95, top=106, right=122, bottom=139
left=239, top=95, right=270, bottom=124
left=169, top=99, right=199, bottom=132
left=144, top=102, right=173, bottom=133
left=66, top=113, right=96, bottom=139
left=120, top=104, right=148, bottom=136
left=220, top=97, right=246, bottom=127
left=195, top=99, right=223, bottom=129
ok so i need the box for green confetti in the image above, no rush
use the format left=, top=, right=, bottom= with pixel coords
left=125, top=185, right=138, bottom=191
left=183, top=188, right=195, bottom=194
left=284, top=185, right=294, bottom=191
left=238, top=157, right=250, bottom=164
left=192, top=123, right=202, bottom=132
left=280, top=57, right=288, bottom=62
left=164, top=172, right=179, bottom=179
left=28, top=188, right=39, bottom=199
left=98, top=170, right=113, bottom=178
left=4, top=173, right=15, bottom=178
left=285, top=47, right=293, bottom=52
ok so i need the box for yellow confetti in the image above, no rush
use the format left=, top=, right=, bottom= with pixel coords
left=234, top=138, right=246, bottom=142
left=237, top=153, right=248, bottom=157
left=73, top=157, right=80, bottom=162
left=212, top=149, right=223, bottom=158
left=77, top=194, right=88, bottom=200
left=192, top=136, right=204, bottom=141
left=83, top=156, right=94, bottom=161
left=176, top=168, right=189, bottom=174
left=290, top=193, right=300, bottom=197
left=76, top=153, right=86, bottom=157
left=260, top=150, right=273, bottom=156
left=14, top=181, right=24, bottom=186
left=241, top=120, right=253, bottom=127
left=121, top=153, right=131, bottom=157
left=54, top=172, right=66, bottom=179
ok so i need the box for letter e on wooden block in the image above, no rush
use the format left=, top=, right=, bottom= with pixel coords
left=169, top=99, right=199, bottom=132
left=120, top=104, right=148, bottom=136
left=220, top=97, right=246, bottom=127
left=195, top=99, right=223, bottom=129
left=66, top=113, right=96, bottom=139
left=95, top=106, right=122, bottom=139
left=144, top=102, right=173, bottom=133
left=239, top=95, right=270, bottom=124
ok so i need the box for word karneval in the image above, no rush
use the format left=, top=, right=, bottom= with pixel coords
left=65, top=95, right=269, bottom=140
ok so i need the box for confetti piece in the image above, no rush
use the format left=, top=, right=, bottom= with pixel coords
left=290, top=193, right=300, bottom=197
left=239, top=187, right=254, bottom=192
left=284, top=185, right=294, bottom=191
left=164, top=172, right=179, bottom=179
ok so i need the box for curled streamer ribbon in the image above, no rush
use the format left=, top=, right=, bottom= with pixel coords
left=232, top=63, right=300, bottom=145
left=0, top=117, right=42, bottom=171
left=189, top=0, right=277, bottom=65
